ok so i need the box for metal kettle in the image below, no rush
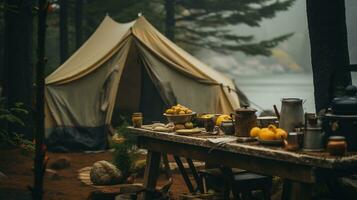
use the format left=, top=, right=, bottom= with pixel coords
left=231, top=106, right=257, bottom=137
left=279, top=98, right=304, bottom=132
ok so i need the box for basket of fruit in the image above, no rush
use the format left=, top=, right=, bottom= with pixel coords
left=164, top=104, right=196, bottom=124
left=250, top=125, right=287, bottom=146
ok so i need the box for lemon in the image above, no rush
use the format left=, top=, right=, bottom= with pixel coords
left=250, top=127, right=261, bottom=138
left=267, top=124, right=277, bottom=133
left=259, top=129, right=276, bottom=140
left=166, top=109, right=174, bottom=114
left=275, top=128, right=287, bottom=140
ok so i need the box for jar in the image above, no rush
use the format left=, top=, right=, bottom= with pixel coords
left=132, top=112, right=143, bottom=128
left=284, top=132, right=300, bottom=151
left=327, top=136, right=347, bottom=156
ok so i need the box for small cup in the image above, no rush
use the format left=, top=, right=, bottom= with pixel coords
left=284, top=132, right=300, bottom=151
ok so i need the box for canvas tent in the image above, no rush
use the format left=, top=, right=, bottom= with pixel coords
left=45, top=16, right=246, bottom=152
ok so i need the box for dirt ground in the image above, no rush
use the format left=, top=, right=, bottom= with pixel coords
left=0, top=148, right=189, bottom=200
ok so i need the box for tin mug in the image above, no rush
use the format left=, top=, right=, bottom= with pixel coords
left=284, top=132, right=300, bottom=151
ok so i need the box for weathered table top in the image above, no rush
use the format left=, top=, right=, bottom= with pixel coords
left=128, top=126, right=357, bottom=170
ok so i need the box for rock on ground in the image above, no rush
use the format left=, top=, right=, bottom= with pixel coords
left=90, top=160, right=123, bottom=185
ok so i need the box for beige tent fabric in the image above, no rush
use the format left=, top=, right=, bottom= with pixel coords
left=45, top=37, right=132, bottom=128
left=45, top=16, right=241, bottom=131
left=46, top=17, right=134, bottom=85
left=131, top=17, right=239, bottom=111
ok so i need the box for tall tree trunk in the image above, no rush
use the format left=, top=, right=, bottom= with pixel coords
left=0, top=14, right=4, bottom=89
left=3, top=0, right=34, bottom=136
left=31, top=0, right=48, bottom=199
left=306, top=0, right=351, bottom=112
left=75, top=0, right=83, bottom=49
left=59, top=0, right=68, bottom=63
left=165, top=0, right=175, bottom=41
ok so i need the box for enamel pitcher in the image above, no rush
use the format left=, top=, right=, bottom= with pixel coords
left=279, top=98, right=304, bottom=132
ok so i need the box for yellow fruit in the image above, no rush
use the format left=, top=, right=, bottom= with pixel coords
left=179, top=110, right=186, bottom=115
left=184, top=122, right=194, bottom=129
left=201, top=114, right=214, bottom=119
left=250, top=127, right=261, bottom=138
left=216, top=115, right=232, bottom=126
left=268, top=124, right=277, bottom=133
left=166, top=109, right=174, bottom=114
left=186, top=109, right=193, bottom=114
left=275, top=128, right=287, bottom=140
left=259, top=129, right=276, bottom=140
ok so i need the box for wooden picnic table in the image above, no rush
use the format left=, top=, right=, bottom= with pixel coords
left=127, top=126, right=357, bottom=200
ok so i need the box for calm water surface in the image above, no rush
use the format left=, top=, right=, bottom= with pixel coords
left=235, top=73, right=315, bottom=113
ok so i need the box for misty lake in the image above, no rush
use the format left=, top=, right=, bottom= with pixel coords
left=235, top=73, right=315, bottom=113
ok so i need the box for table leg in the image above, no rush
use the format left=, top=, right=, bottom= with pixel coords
left=174, top=156, right=195, bottom=193
left=140, top=150, right=161, bottom=200
left=282, top=180, right=312, bottom=200
left=162, top=154, right=172, bottom=179
left=186, top=158, right=204, bottom=193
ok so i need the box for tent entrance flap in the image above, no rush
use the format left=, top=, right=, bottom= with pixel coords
left=112, top=40, right=142, bottom=125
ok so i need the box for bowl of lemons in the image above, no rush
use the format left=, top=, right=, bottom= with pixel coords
left=163, top=104, right=196, bottom=124
left=250, top=125, right=287, bottom=146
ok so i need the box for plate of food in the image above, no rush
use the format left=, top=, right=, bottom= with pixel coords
left=175, top=128, right=202, bottom=136
left=250, top=125, right=287, bottom=146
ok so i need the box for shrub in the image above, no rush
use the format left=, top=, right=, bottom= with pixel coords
left=0, top=99, right=34, bottom=152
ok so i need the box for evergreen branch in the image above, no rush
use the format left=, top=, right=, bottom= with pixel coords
left=175, top=11, right=208, bottom=22
left=176, top=26, right=254, bottom=43
left=176, top=38, right=228, bottom=54
left=221, top=32, right=294, bottom=56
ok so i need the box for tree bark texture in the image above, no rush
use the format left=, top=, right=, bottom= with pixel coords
left=59, top=0, right=69, bottom=63
left=3, top=0, right=34, bottom=104
left=3, top=0, right=34, bottom=136
left=306, top=0, right=351, bottom=112
left=165, top=0, right=175, bottom=41
left=0, top=15, right=4, bottom=88
left=32, top=0, right=48, bottom=199
left=75, top=0, right=83, bottom=49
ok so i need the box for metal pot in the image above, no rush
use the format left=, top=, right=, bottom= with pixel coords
left=257, top=116, right=278, bottom=128
left=331, top=85, right=357, bottom=114
left=220, top=120, right=235, bottom=135
left=322, top=113, right=357, bottom=151
left=231, top=106, right=257, bottom=137
left=322, top=85, right=357, bottom=150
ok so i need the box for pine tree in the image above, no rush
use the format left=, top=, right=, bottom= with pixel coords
left=173, top=0, right=295, bottom=56
left=76, top=0, right=296, bottom=56
left=59, top=0, right=68, bottom=63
